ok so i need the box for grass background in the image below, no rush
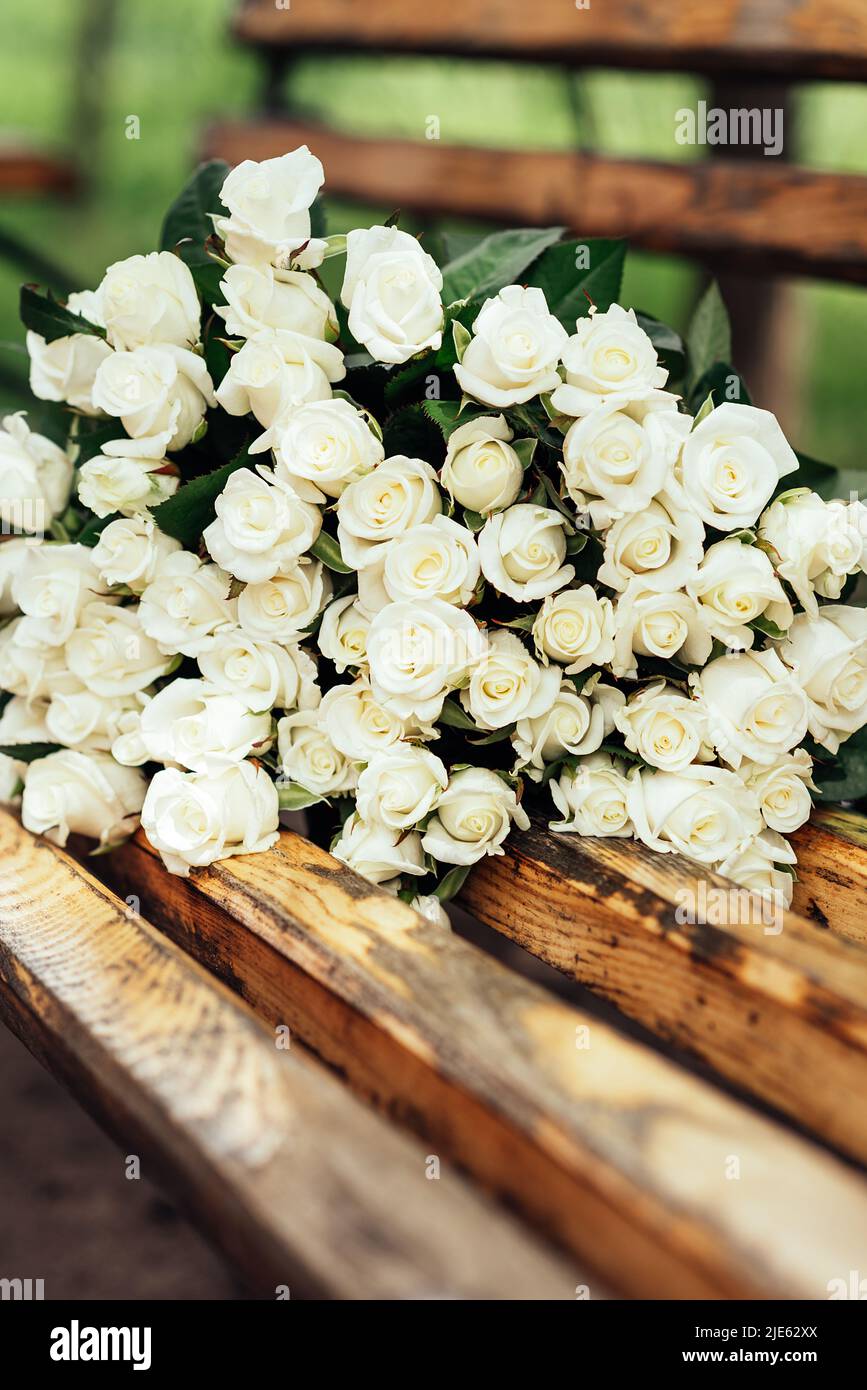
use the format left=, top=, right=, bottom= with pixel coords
left=0, top=0, right=865, bottom=472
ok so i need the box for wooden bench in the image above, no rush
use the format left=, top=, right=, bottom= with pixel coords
left=201, top=0, right=867, bottom=283
left=2, top=800, right=867, bottom=1298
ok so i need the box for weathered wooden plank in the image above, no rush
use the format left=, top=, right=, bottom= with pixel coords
left=102, top=826, right=867, bottom=1299
left=459, top=811, right=867, bottom=1166
left=792, top=809, right=867, bottom=945
left=233, top=0, right=867, bottom=81
left=0, top=808, right=580, bottom=1300
left=202, top=119, right=867, bottom=282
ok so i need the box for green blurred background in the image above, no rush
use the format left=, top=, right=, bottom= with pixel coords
left=1, top=0, right=865, bottom=470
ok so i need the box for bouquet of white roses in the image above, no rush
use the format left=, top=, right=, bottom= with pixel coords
left=2, top=145, right=865, bottom=919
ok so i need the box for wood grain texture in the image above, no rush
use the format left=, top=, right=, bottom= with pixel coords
left=792, top=809, right=867, bottom=945
left=233, top=0, right=867, bottom=80
left=102, top=826, right=867, bottom=1300
left=460, top=812, right=867, bottom=1166
left=202, top=120, right=867, bottom=282
left=0, top=808, right=580, bottom=1300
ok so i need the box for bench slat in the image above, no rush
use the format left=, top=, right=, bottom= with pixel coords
left=792, top=809, right=867, bottom=945
left=460, top=813, right=867, bottom=1166
left=0, top=809, right=579, bottom=1300
left=233, top=0, right=867, bottom=81
left=202, top=119, right=867, bottom=282
left=102, top=826, right=867, bottom=1300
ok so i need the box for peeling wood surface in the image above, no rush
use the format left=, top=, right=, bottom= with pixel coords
left=792, top=809, right=867, bottom=946
left=462, top=812, right=867, bottom=1165
left=0, top=808, right=580, bottom=1300
left=102, top=825, right=867, bottom=1299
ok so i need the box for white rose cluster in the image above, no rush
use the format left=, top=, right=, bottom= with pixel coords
left=6, top=143, right=864, bottom=915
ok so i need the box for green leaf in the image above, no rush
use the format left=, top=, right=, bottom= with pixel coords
left=0, top=742, right=63, bottom=762
left=452, top=319, right=471, bottom=363
left=310, top=530, right=352, bottom=573
left=634, top=312, right=686, bottom=377
left=792, top=450, right=838, bottom=498
left=565, top=531, right=588, bottom=555
left=438, top=697, right=478, bottom=731
left=277, top=781, right=328, bottom=812
left=441, top=226, right=565, bottom=305
left=19, top=285, right=105, bottom=344
left=686, top=281, right=731, bottom=389
left=512, top=437, right=537, bottom=470
left=525, top=238, right=626, bottom=325
left=160, top=160, right=230, bottom=305
left=151, top=446, right=250, bottom=547
left=421, top=398, right=488, bottom=439
left=432, top=863, right=471, bottom=903
left=686, top=361, right=751, bottom=416
left=749, top=614, right=788, bottom=640
left=462, top=508, right=485, bottom=533
left=433, top=298, right=485, bottom=371
left=380, top=402, right=442, bottom=462
left=77, top=512, right=119, bottom=547
left=469, top=723, right=516, bottom=746
left=691, top=392, right=715, bottom=428
left=813, top=728, right=867, bottom=804
left=74, top=419, right=127, bottom=465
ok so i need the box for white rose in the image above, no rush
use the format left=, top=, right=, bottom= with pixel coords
left=0, top=753, right=24, bottom=802
left=549, top=751, right=633, bottom=836
left=140, top=678, right=272, bottom=774
left=410, top=895, right=452, bottom=929
left=479, top=503, right=574, bottom=602
left=317, top=594, right=372, bottom=673
left=532, top=584, right=615, bottom=674
left=215, top=263, right=337, bottom=343
left=95, top=252, right=201, bottom=350
left=92, top=345, right=215, bottom=455
left=215, top=148, right=326, bottom=271
left=675, top=402, right=798, bottom=532
left=0, top=537, right=32, bottom=616
left=203, top=468, right=321, bottom=584
left=440, top=414, right=523, bottom=514
left=421, top=766, right=529, bottom=867
left=318, top=678, right=430, bottom=759
left=0, top=412, right=72, bottom=534
left=627, top=764, right=762, bottom=864
left=454, top=285, right=567, bottom=408
left=690, top=647, right=809, bottom=769
left=141, top=761, right=279, bottom=876
left=687, top=537, right=792, bottom=649
left=12, top=543, right=102, bottom=648
left=22, top=749, right=146, bottom=847
left=271, top=398, right=383, bottom=502
left=779, top=605, right=867, bottom=754
left=65, top=600, right=172, bottom=697
left=215, top=333, right=344, bottom=433
left=758, top=490, right=865, bottom=617
left=550, top=304, right=668, bottom=417
left=77, top=450, right=179, bottom=518
left=341, top=225, right=443, bottom=365
left=337, top=455, right=441, bottom=570
left=367, top=598, right=487, bottom=724
left=238, top=558, right=331, bottom=643
left=356, top=745, right=448, bottom=830
left=91, top=513, right=182, bottom=593
left=0, top=619, right=81, bottom=701
left=611, top=585, right=713, bottom=679
left=44, top=689, right=144, bottom=752
left=198, top=628, right=319, bottom=713
left=597, top=491, right=704, bottom=594
left=110, top=703, right=151, bottom=768
left=277, top=708, right=357, bottom=794
left=513, top=677, right=623, bottom=773
left=27, top=290, right=111, bottom=413
left=737, top=749, right=815, bottom=834
left=561, top=397, right=691, bottom=526
left=0, top=694, right=50, bottom=745
left=464, top=629, right=560, bottom=731
left=332, top=811, right=426, bottom=885
left=139, top=551, right=237, bottom=658
left=613, top=679, right=711, bottom=773
left=718, top=830, right=796, bottom=911
left=383, top=514, right=480, bottom=606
